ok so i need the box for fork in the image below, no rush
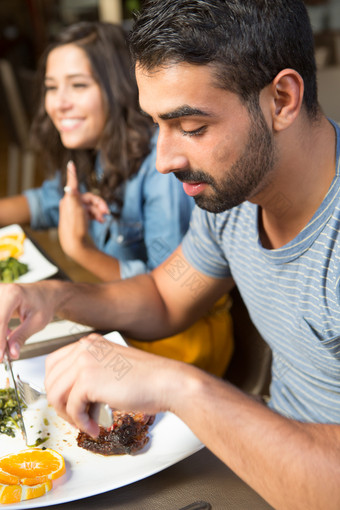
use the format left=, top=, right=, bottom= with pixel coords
left=17, top=376, right=43, bottom=405
left=17, top=375, right=114, bottom=428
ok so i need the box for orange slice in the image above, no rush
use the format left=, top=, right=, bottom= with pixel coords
left=20, top=475, right=51, bottom=486
left=0, top=240, right=24, bottom=260
left=0, top=449, right=66, bottom=482
left=0, top=232, right=25, bottom=260
left=0, top=468, right=19, bottom=485
left=0, top=480, right=52, bottom=504
left=0, top=232, right=26, bottom=244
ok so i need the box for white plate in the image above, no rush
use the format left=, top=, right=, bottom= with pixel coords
left=0, top=331, right=203, bottom=508
left=0, top=224, right=58, bottom=282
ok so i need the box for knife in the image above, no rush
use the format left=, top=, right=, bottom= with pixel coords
left=88, top=402, right=113, bottom=428
left=14, top=375, right=113, bottom=429
left=3, top=345, right=28, bottom=444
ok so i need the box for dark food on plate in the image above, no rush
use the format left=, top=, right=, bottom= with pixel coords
left=77, top=411, right=155, bottom=455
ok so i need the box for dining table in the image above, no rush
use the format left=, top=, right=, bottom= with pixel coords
left=35, top=445, right=274, bottom=510
left=9, top=231, right=274, bottom=510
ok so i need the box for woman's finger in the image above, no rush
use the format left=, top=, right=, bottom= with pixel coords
left=81, top=193, right=109, bottom=221
left=64, top=160, right=79, bottom=195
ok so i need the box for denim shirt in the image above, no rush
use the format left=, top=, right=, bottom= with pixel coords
left=24, top=134, right=195, bottom=278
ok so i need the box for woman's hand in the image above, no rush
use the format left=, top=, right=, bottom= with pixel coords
left=80, top=192, right=110, bottom=223
left=58, top=161, right=109, bottom=259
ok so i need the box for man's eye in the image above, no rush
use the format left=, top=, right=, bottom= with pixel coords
left=180, top=126, right=206, bottom=137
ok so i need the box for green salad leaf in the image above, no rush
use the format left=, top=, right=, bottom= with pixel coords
left=0, top=387, right=27, bottom=437
left=0, top=257, right=29, bottom=282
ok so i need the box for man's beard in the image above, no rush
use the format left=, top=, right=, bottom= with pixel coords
left=174, top=109, right=276, bottom=213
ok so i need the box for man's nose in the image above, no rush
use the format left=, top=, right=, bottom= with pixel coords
left=155, top=132, right=188, bottom=175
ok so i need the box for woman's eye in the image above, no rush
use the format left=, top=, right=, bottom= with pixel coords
left=45, top=85, right=56, bottom=92
left=72, top=83, right=88, bottom=88
left=180, top=126, right=206, bottom=137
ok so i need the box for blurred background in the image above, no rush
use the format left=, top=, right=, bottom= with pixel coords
left=0, top=0, right=141, bottom=281
left=0, top=0, right=339, bottom=280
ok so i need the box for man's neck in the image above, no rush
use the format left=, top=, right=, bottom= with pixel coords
left=256, top=116, right=336, bottom=250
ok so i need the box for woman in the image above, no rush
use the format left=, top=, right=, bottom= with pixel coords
left=1, top=21, right=193, bottom=281
left=0, top=21, right=233, bottom=376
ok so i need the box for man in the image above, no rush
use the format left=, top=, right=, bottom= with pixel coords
left=0, top=1, right=339, bottom=508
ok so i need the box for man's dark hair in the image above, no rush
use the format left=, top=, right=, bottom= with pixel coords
left=129, top=0, right=318, bottom=117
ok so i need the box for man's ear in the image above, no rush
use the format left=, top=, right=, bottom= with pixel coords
left=268, top=69, right=304, bottom=132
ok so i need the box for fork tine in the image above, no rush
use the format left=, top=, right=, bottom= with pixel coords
left=16, top=376, right=27, bottom=405
left=16, top=376, right=45, bottom=406
left=16, top=377, right=113, bottom=427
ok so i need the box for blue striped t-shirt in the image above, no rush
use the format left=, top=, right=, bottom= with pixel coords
left=182, top=119, right=340, bottom=423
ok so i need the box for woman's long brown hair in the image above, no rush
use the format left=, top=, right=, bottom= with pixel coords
left=30, top=21, right=153, bottom=210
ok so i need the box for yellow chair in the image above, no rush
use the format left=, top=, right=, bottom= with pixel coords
left=129, top=295, right=234, bottom=378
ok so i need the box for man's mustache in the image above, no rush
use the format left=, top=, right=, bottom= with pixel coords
left=173, top=170, right=214, bottom=185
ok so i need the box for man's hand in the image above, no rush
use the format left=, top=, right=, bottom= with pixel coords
left=45, top=334, right=181, bottom=437
left=0, top=282, right=56, bottom=360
